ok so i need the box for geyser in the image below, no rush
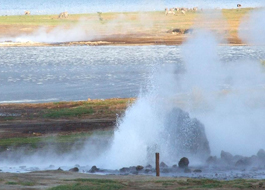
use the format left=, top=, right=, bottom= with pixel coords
left=100, top=27, right=265, bottom=169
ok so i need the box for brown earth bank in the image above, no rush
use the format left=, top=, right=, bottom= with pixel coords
left=0, top=28, right=243, bottom=47
left=0, top=98, right=133, bottom=139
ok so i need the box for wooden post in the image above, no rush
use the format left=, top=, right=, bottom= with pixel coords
left=155, top=152, right=160, bottom=177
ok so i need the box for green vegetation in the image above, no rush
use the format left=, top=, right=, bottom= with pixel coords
left=4, top=181, right=35, bottom=186
left=43, top=106, right=94, bottom=118
left=0, top=8, right=254, bottom=34
left=20, top=181, right=36, bottom=186
left=49, top=178, right=265, bottom=190
left=0, top=14, right=79, bottom=26
left=49, top=179, right=125, bottom=190
left=5, top=181, right=19, bottom=185
left=41, top=99, right=132, bottom=118
left=0, top=131, right=111, bottom=152
left=0, top=99, right=133, bottom=121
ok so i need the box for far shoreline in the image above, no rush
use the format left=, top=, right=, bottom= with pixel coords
left=0, top=37, right=246, bottom=47
left=0, top=8, right=256, bottom=47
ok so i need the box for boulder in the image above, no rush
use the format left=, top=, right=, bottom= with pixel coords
left=89, top=166, right=99, bottom=173
left=129, top=166, right=137, bottom=173
left=144, top=169, right=152, bottom=173
left=184, top=168, right=191, bottom=173
left=248, top=155, right=261, bottom=166
left=145, top=164, right=152, bottom=169
left=178, top=157, right=189, bottom=168
left=206, top=156, right=217, bottom=165
left=119, top=167, right=130, bottom=173
left=161, top=168, right=170, bottom=173
left=257, top=149, right=265, bottom=159
left=235, top=159, right=248, bottom=168
left=69, top=167, right=79, bottom=172
left=221, top=151, right=233, bottom=164
left=164, top=108, right=210, bottom=161
left=136, top=165, right=144, bottom=171
left=160, top=162, right=168, bottom=168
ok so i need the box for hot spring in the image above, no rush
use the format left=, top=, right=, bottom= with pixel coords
left=0, top=8, right=265, bottom=180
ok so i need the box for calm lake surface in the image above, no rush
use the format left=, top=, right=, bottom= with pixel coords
left=0, top=45, right=265, bottom=103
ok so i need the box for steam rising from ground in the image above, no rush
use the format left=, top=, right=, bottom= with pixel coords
left=2, top=13, right=155, bottom=43
left=239, top=8, right=265, bottom=45
left=96, top=12, right=265, bottom=168
left=1, top=9, right=265, bottom=171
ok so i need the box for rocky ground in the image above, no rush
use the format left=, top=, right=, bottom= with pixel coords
left=1, top=99, right=265, bottom=189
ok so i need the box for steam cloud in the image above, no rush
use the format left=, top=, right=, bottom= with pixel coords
left=1, top=7, right=265, bottom=171
left=239, top=8, right=265, bottom=45
left=1, top=13, right=156, bottom=43
left=98, top=14, right=265, bottom=168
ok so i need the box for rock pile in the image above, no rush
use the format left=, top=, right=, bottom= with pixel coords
left=164, top=108, right=211, bottom=161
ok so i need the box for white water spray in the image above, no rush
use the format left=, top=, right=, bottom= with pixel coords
left=97, top=25, right=265, bottom=168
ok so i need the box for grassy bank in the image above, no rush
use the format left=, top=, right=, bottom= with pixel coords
left=0, top=8, right=255, bottom=41
left=0, top=98, right=132, bottom=151
left=48, top=178, right=265, bottom=190
left=0, top=130, right=113, bottom=153
left=0, top=98, right=134, bottom=121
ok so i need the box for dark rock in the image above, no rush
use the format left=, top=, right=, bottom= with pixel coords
left=206, top=156, right=217, bottom=165
left=171, top=28, right=185, bottom=34
left=144, top=169, right=152, bottom=173
left=89, top=166, right=99, bottom=173
left=248, top=155, right=261, bottom=166
left=119, top=167, right=130, bottom=173
left=257, top=149, right=265, bottom=159
left=69, top=167, right=79, bottom=172
left=178, top=157, right=189, bottom=168
left=184, top=28, right=194, bottom=34
left=193, top=169, right=202, bottom=173
left=184, top=168, right=191, bottom=173
left=131, top=171, right=138, bottom=175
left=136, top=165, right=144, bottom=171
left=233, top=155, right=244, bottom=162
left=160, top=162, right=168, bottom=168
left=221, top=151, right=233, bottom=163
left=145, top=164, right=152, bottom=169
left=129, top=166, right=137, bottom=173
left=57, top=167, right=63, bottom=171
left=164, top=108, right=210, bottom=161
left=235, top=159, right=248, bottom=168
left=172, top=164, right=178, bottom=168
left=161, top=168, right=170, bottom=173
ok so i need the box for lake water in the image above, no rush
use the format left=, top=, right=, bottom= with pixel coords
left=0, top=45, right=265, bottom=103
left=1, top=0, right=264, bottom=15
